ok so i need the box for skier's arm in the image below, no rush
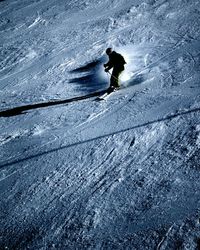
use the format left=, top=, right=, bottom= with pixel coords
left=104, top=61, right=113, bottom=71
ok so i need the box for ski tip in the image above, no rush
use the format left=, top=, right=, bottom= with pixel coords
left=96, top=96, right=106, bottom=101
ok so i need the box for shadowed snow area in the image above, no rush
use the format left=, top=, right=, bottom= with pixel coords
left=0, top=0, right=200, bottom=249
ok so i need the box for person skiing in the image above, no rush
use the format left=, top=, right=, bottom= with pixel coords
left=104, top=48, right=126, bottom=90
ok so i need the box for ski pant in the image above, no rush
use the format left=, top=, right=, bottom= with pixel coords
left=110, top=67, right=124, bottom=88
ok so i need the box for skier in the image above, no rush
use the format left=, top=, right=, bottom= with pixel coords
left=104, top=48, right=126, bottom=90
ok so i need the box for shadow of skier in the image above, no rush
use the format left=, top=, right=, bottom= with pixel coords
left=0, top=57, right=110, bottom=118
left=0, top=90, right=107, bottom=117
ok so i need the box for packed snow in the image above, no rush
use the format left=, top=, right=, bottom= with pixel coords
left=0, top=0, right=200, bottom=249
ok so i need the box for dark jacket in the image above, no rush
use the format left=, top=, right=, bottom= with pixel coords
left=105, top=51, right=126, bottom=71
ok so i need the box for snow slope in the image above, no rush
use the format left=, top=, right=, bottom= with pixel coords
left=0, top=0, right=200, bottom=249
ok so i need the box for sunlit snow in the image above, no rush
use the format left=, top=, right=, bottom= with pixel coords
left=0, top=0, right=200, bottom=249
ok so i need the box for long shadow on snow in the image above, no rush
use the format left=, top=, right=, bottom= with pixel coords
left=0, top=58, right=108, bottom=117
left=69, top=57, right=108, bottom=91
left=0, top=107, right=199, bottom=168
left=0, top=90, right=107, bottom=117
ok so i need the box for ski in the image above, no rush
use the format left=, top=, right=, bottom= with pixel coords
left=97, top=92, right=110, bottom=100
left=97, top=87, right=119, bottom=101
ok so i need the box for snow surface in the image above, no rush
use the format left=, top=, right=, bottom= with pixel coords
left=0, top=0, right=200, bottom=249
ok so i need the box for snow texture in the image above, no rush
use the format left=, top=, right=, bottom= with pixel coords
left=0, top=0, right=200, bottom=249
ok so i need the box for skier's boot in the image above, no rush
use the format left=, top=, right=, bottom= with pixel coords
left=107, top=86, right=114, bottom=93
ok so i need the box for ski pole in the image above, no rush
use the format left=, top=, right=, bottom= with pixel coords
left=106, top=72, right=110, bottom=82
left=106, top=71, right=119, bottom=81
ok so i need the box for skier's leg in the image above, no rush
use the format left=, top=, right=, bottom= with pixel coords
left=110, top=69, right=123, bottom=88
